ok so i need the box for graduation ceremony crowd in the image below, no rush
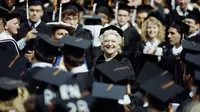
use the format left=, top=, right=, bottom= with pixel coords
left=1, top=0, right=200, bottom=111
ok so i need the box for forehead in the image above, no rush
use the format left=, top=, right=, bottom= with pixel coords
left=29, top=5, right=43, bottom=10
left=137, top=12, right=148, bottom=17
left=56, top=29, right=69, bottom=33
left=168, top=27, right=179, bottom=33
left=104, top=34, right=119, bottom=40
left=147, top=21, right=158, bottom=27
left=177, top=0, right=189, bottom=2
left=118, top=10, right=129, bottom=15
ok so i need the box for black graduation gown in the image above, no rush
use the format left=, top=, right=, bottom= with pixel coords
left=186, top=34, right=200, bottom=43
left=134, top=41, right=164, bottom=75
left=17, top=21, right=51, bottom=41
left=123, top=25, right=140, bottom=61
left=0, top=40, right=21, bottom=56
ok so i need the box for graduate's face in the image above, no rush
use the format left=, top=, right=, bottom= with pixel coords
left=177, top=0, right=190, bottom=10
left=6, top=18, right=20, bottom=35
left=102, top=34, right=121, bottom=55
left=53, top=29, right=69, bottom=40
left=62, top=15, right=79, bottom=28
left=147, top=22, right=159, bottom=39
left=135, top=12, right=148, bottom=28
left=117, top=10, right=130, bottom=26
left=29, top=5, right=44, bottom=22
left=183, top=18, right=199, bottom=34
left=5, top=0, right=15, bottom=8
left=167, top=27, right=181, bottom=46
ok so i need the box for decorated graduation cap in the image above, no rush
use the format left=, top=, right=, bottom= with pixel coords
left=169, top=21, right=190, bottom=35
left=118, top=3, right=130, bottom=12
left=136, top=4, right=153, bottom=13
left=83, top=14, right=103, bottom=25
left=140, top=76, right=184, bottom=111
left=62, top=1, right=83, bottom=12
left=96, top=2, right=114, bottom=18
left=92, top=82, right=126, bottom=100
left=35, top=33, right=62, bottom=61
left=0, top=77, right=27, bottom=101
left=95, top=60, right=135, bottom=83
left=136, top=61, right=173, bottom=85
left=46, top=22, right=75, bottom=35
left=186, top=9, right=200, bottom=23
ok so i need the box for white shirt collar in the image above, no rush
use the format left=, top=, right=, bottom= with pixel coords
left=117, top=23, right=129, bottom=31
left=145, top=39, right=160, bottom=47
left=31, top=62, right=52, bottom=68
left=176, top=4, right=193, bottom=16
left=188, top=30, right=199, bottom=38
left=0, top=31, right=15, bottom=41
left=172, top=45, right=183, bottom=56
left=28, top=19, right=42, bottom=28
left=70, top=64, right=88, bottom=74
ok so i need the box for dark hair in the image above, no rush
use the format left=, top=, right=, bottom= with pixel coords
left=34, top=49, right=55, bottom=63
left=63, top=54, right=84, bottom=67
left=62, top=9, right=79, bottom=18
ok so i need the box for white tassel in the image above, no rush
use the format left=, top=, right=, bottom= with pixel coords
left=92, top=3, right=97, bottom=14
left=26, top=0, right=29, bottom=20
left=115, top=2, right=119, bottom=22
left=150, top=0, right=154, bottom=7
left=131, top=6, right=137, bottom=26
left=58, top=3, right=63, bottom=22
left=171, top=0, right=176, bottom=10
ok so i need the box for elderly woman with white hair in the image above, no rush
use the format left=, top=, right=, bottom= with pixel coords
left=92, top=25, right=135, bottom=84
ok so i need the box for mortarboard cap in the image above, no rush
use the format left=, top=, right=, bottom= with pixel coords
left=118, top=3, right=130, bottom=12
left=0, top=77, right=27, bottom=101
left=136, top=61, right=173, bottom=85
left=136, top=5, right=153, bottom=13
left=59, top=36, right=92, bottom=66
left=35, top=33, right=62, bottom=58
left=95, top=60, right=135, bottom=83
left=182, top=40, right=200, bottom=52
left=5, top=8, right=20, bottom=21
left=185, top=53, right=200, bottom=67
left=0, top=55, right=28, bottom=79
left=96, top=3, right=114, bottom=18
left=92, top=82, right=126, bottom=100
left=62, top=1, right=83, bottom=12
left=0, top=6, right=9, bottom=18
left=170, top=21, right=190, bottom=34
left=83, top=14, right=103, bottom=25
left=46, top=22, right=75, bottom=35
left=186, top=9, right=200, bottom=23
left=28, top=0, right=49, bottom=7
left=194, top=70, right=200, bottom=93
left=148, top=10, right=165, bottom=25
left=140, top=76, right=184, bottom=110
left=34, top=67, right=72, bottom=87
left=100, top=25, right=123, bottom=37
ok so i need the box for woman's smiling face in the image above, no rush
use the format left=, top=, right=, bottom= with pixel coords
left=147, top=21, right=159, bottom=39
left=102, top=34, right=120, bottom=55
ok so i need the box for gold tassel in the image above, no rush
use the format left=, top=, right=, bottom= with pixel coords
left=108, top=0, right=112, bottom=6
left=120, top=37, right=125, bottom=47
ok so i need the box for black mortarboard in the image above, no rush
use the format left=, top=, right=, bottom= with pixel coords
left=100, top=25, right=123, bottom=37
left=0, top=77, right=27, bottom=101
left=118, top=3, right=130, bottom=12
left=136, top=5, right=153, bottom=13
left=136, top=61, right=173, bottom=85
left=35, top=33, right=62, bottom=57
left=140, top=76, right=184, bottom=110
left=92, top=82, right=126, bottom=100
left=148, top=10, right=165, bottom=25
left=46, top=22, right=75, bottom=35
left=0, top=55, right=28, bottom=79
left=185, top=53, right=200, bottom=67
left=5, top=8, right=20, bottom=21
left=182, top=40, right=200, bottom=52
left=96, top=3, right=114, bottom=18
left=95, top=60, right=134, bottom=83
left=0, top=6, right=9, bottom=18
left=194, top=70, right=200, bottom=93
left=62, top=1, right=83, bottom=12
left=169, top=21, right=190, bottom=34
left=186, top=9, right=200, bottom=23
left=34, top=67, right=72, bottom=87
left=28, top=0, right=49, bottom=7
left=83, top=14, right=103, bottom=25
left=60, top=36, right=92, bottom=58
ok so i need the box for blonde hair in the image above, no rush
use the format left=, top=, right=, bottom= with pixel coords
left=99, top=29, right=122, bottom=54
left=141, top=17, right=165, bottom=42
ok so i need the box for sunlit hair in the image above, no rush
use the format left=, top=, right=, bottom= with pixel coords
left=99, top=29, right=122, bottom=54
left=141, top=17, right=165, bottom=42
